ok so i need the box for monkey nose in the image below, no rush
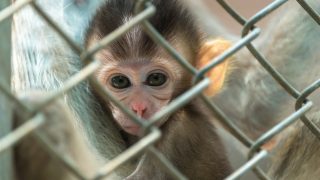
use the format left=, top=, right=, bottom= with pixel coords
left=131, top=103, right=147, bottom=118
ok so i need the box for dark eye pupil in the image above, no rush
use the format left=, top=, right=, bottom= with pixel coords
left=111, top=76, right=131, bottom=89
left=146, top=73, right=167, bottom=86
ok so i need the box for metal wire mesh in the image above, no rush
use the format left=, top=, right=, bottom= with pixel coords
left=0, top=0, right=319, bottom=179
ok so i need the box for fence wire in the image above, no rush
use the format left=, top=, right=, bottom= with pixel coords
left=0, top=0, right=319, bottom=180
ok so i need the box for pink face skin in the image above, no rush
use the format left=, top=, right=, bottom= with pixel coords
left=96, top=59, right=177, bottom=136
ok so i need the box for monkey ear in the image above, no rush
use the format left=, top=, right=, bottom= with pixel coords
left=196, top=38, right=232, bottom=97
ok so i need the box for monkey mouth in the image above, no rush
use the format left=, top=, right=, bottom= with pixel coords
left=123, top=125, right=141, bottom=135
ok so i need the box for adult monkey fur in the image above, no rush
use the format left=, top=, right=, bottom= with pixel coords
left=269, top=112, right=320, bottom=180
left=12, top=0, right=129, bottom=178
left=14, top=94, right=104, bottom=180
left=212, top=0, right=320, bottom=179
left=212, top=0, right=320, bottom=139
left=13, top=0, right=232, bottom=179
left=212, top=1, right=320, bottom=179
left=11, top=0, right=320, bottom=179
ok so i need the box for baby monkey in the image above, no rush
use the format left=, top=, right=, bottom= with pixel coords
left=86, top=0, right=232, bottom=179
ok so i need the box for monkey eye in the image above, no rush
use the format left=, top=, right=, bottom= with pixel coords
left=110, top=75, right=131, bottom=89
left=145, top=72, right=167, bottom=86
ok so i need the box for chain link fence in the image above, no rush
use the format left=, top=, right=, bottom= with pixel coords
left=0, top=0, right=319, bottom=179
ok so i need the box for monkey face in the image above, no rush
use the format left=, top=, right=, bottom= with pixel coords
left=96, top=60, right=177, bottom=136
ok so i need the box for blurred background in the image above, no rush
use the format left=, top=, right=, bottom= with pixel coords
left=204, top=0, right=274, bottom=34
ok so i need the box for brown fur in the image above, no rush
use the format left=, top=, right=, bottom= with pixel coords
left=125, top=100, right=232, bottom=179
left=269, top=112, right=320, bottom=179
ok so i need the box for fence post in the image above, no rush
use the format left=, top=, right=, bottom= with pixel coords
left=0, top=0, right=13, bottom=179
